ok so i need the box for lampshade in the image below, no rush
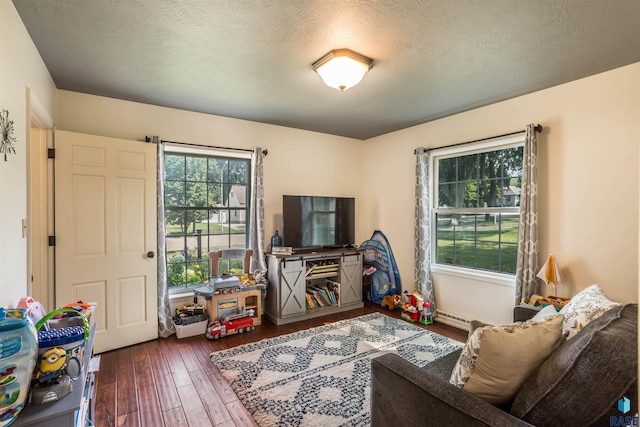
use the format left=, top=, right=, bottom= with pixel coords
left=536, top=254, right=563, bottom=295
left=312, top=49, right=373, bottom=91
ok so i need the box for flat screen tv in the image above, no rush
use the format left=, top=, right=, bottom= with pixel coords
left=282, top=195, right=355, bottom=251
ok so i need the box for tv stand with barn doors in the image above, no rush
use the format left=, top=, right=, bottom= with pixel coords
left=265, top=249, right=363, bottom=325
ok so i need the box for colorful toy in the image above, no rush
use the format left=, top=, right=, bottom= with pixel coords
left=195, top=276, right=242, bottom=299
left=30, top=351, right=75, bottom=404
left=400, top=293, right=425, bottom=323
left=34, top=347, right=67, bottom=384
left=402, top=290, right=410, bottom=304
left=206, top=309, right=254, bottom=340
left=381, top=294, right=401, bottom=311
left=420, top=301, right=433, bottom=325
left=27, top=308, right=89, bottom=405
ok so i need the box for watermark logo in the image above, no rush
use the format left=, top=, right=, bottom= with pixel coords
left=610, top=396, right=638, bottom=426
left=619, top=397, right=631, bottom=414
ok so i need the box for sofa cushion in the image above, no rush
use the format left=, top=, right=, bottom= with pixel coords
left=559, top=283, right=620, bottom=339
left=511, top=304, right=638, bottom=426
left=450, top=314, right=565, bottom=405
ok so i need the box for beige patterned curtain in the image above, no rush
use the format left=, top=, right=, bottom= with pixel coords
left=249, top=148, right=267, bottom=274
left=155, top=137, right=175, bottom=338
left=515, top=124, right=539, bottom=304
left=415, top=148, right=437, bottom=316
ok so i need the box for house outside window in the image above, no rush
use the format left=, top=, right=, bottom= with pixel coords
left=164, top=148, right=251, bottom=290
left=431, top=134, right=524, bottom=275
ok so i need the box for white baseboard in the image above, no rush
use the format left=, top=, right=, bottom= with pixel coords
left=436, top=309, right=471, bottom=330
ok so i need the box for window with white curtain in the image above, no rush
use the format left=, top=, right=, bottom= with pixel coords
left=431, top=134, right=525, bottom=275
left=163, top=145, right=251, bottom=289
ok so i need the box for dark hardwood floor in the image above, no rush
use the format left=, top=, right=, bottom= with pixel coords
left=93, top=302, right=467, bottom=427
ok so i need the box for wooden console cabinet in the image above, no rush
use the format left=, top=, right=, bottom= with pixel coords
left=265, top=249, right=363, bottom=325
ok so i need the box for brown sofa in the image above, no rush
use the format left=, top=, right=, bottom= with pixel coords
left=371, top=303, right=637, bottom=426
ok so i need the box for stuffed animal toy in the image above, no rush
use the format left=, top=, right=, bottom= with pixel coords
left=381, top=295, right=400, bottom=310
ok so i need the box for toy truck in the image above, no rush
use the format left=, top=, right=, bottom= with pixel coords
left=205, top=309, right=254, bottom=340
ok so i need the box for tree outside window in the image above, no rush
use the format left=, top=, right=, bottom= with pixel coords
left=164, top=153, right=250, bottom=288
left=434, top=145, right=523, bottom=274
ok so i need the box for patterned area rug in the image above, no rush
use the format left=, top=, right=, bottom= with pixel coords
left=210, top=312, right=463, bottom=426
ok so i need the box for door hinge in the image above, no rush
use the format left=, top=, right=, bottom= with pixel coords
left=48, top=236, right=56, bottom=246
left=47, top=148, right=55, bottom=159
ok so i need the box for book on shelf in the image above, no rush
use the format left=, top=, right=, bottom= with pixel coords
left=306, top=289, right=323, bottom=307
left=326, top=280, right=341, bottom=307
left=309, top=285, right=338, bottom=307
left=314, top=287, right=330, bottom=306
left=311, top=286, right=331, bottom=307
left=305, top=293, right=316, bottom=309
left=327, top=289, right=336, bottom=305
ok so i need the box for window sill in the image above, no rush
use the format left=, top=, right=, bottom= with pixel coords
left=168, top=282, right=207, bottom=302
left=430, top=264, right=516, bottom=288
left=169, top=291, right=196, bottom=302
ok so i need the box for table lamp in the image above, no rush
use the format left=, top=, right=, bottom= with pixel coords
left=536, top=254, right=563, bottom=296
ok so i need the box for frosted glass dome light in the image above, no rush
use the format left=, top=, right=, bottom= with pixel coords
left=312, top=49, right=373, bottom=91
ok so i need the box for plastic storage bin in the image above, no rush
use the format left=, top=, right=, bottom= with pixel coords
left=174, top=320, right=207, bottom=339
left=0, top=308, right=38, bottom=427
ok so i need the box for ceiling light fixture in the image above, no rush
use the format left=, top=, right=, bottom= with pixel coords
left=312, top=49, right=373, bottom=91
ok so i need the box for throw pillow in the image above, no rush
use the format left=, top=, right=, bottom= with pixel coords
left=559, top=283, right=620, bottom=339
left=511, top=304, right=638, bottom=426
left=449, top=314, right=565, bottom=405
left=468, top=319, right=489, bottom=335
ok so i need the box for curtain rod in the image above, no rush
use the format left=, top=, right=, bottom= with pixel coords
left=144, top=136, right=268, bottom=156
left=414, top=124, right=542, bottom=154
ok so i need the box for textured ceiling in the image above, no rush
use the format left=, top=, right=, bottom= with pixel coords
left=12, top=0, right=640, bottom=140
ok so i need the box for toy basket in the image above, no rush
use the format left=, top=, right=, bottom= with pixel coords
left=33, top=307, right=90, bottom=383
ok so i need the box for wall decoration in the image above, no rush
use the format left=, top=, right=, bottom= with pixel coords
left=0, top=109, right=17, bottom=161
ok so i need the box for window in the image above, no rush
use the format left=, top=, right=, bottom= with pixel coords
left=432, top=135, right=524, bottom=274
left=164, top=148, right=251, bottom=289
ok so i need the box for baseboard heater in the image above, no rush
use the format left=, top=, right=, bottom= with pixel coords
left=436, top=309, right=471, bottom=330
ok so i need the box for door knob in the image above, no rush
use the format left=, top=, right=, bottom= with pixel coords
left=147, top=251, right=155, bottom=258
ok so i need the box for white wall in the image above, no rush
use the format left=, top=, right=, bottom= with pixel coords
left=364, top=63, right=640, bottom=325
left=58, top=65, right=639, bottom=326
left=0, top=2, right=57, bottom=308
left=55, top=91, right=367, bottom=250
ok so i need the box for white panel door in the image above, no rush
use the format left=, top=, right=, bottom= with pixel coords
left=55, top=130, right=158, bottom=353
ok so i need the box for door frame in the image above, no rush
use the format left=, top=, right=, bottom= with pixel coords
left=27, top=90, right=55, bottom=311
